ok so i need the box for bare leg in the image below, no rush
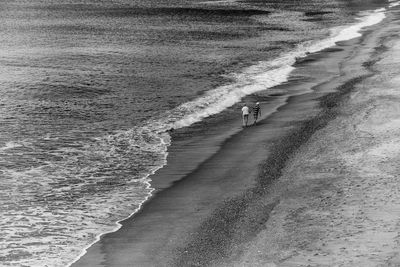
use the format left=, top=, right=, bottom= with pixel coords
left=243, top=115, right=249, bottom=127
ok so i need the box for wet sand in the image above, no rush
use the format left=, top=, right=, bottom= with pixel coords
left=72, top=6, right=396, bottom=267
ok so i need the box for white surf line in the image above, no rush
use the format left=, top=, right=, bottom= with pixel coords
left=67, top=6, right=387, bottom=267
left=390, top=2, right=400, bottom=8
left=171, top=8, right=387, bottom=130
left=388, top=0, right=400, bottom=8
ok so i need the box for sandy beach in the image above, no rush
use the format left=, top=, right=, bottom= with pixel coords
left=224, top=7, right=400, bottom=266
left=72, top=4, right=400, bottom=267
left=2, top=0, right=399, bottom=266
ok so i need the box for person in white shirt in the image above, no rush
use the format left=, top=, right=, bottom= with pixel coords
left=241, top=103, right=250, bottom=127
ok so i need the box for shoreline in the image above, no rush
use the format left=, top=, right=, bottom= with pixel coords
left=227, top=7, right=400, bottom=266
left=72, top=4, right=391, bottom=267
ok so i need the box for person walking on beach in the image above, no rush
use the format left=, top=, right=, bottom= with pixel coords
left=241, top=103, right=250, bottom=127
left=253, top=102, right=261, bottom=125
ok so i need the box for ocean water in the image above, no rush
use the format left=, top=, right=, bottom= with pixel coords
left=0, top=0, right=392, bottom=266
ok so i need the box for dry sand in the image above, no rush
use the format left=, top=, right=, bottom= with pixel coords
left=223, top=9, right=400, bottom=267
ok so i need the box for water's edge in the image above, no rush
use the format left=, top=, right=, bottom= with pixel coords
left=68, top=5, right=389, bottom=267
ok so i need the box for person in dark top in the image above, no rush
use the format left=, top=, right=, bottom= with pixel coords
left=253, top=102, right=261, bottom=125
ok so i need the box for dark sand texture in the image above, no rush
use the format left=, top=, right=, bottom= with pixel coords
left=73, top=7, right=392, bottom=267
